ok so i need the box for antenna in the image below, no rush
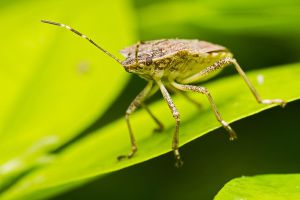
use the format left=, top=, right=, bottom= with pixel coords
left=41, top=20, right=122, bottom=64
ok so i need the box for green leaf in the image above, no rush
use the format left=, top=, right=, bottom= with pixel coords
left=137, top=0, right=300, bottom=83
left=1, top=63, right=299, bottom=200
left=139, top=0, right=300, bottom=36
left=0, top=0, right=135, bottom=195
left=214, top=174, right=300, bottom=200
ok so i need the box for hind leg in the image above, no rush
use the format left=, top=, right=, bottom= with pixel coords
left=181, top=57, right=286, bottom=107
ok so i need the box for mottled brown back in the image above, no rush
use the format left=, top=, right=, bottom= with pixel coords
left=120, top=39, right=227, bottom=66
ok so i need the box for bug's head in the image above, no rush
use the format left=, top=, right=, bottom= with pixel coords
left=121, top=57, right=154, bottom=78
left=122, top=62, right=152, bottom=81
left=119, top=46, right=154, bottom=77
left=121, top=62, right=135, bottom=73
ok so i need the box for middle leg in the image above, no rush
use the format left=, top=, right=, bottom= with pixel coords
left=168, top=85, right=202, bottom=109
left=141, top=102, right=164, bottom=132
left=172, top=82, right=237, bottom=140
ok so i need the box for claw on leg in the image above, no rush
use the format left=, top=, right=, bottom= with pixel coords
left=117, top=146, right=137, bottom=161
left=174, top=149, right=184, bottom=168
left=221, top=120, right=237, bottom=140
left=153, top=124, right=164, bottom=133
left=260, top=99, right=286, bottom=108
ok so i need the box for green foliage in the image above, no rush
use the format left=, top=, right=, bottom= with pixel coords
left=0, top=0, right=135, bottom=198
left=138, top=0, right=300, bottom=70
left=1, top=61, right=300, bottom=199
left=215, top=174, right=300, bottom=200
left=139, top=0, right=300, bottom=35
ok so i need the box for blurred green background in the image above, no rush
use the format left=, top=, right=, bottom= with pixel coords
left=0, top=0, right=299, bottom=199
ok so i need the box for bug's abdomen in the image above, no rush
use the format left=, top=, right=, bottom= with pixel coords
left=166, top=51, right=233, bottom=83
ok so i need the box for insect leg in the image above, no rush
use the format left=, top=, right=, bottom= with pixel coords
left=142, top=85, right=164, bottom=132
left=156, top=80, right=183, bottom=167
left=168, top=85, right=202, bottom=109
left=117, top=81, right=154, bottom=161
left=182, top=57, right=285, bottom=107
left=229, top=58, right=286, bottom=107
left=171, top=82, right=237, bottom=140
left=141, top=102, right=164, bottom=132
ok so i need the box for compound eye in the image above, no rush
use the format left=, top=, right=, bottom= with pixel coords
left=145, top=57, right=153, bottom=66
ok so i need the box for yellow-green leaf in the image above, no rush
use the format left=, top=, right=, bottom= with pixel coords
left=214, top=174, right=300, bottom=200
left=1, top=63, right=299, bottom=200
left=0, top=0, right=135, bottom=195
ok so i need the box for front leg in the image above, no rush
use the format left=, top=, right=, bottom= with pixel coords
left=156, top=79, right=183, bottom=167
left=117, top=81, right=153, bottom=161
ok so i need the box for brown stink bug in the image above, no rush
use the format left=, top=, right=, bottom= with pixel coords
left=41, top=20, right=286, bottom=167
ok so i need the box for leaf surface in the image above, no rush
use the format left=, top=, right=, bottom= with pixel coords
left=0, top=0, right=135, bottom=195
left=1, top=63, right=299, bottom=200
left=214, top=174, right=300, bottom=200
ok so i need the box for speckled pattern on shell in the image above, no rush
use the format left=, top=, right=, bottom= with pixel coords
left=120, top=39, right=227, bottom=66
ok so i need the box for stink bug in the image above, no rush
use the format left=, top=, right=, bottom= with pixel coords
left=41, top=20, right=286, bottom=167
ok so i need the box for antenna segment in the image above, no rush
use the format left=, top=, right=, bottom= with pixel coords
left=41, top=20, right=122, bottom=64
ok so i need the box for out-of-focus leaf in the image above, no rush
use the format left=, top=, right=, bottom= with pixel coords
left=1, top=63, right=299, bottom=200
left=214, top=174, right=300, bottom=200
left=0, top=0, right=135, bottom=193
left=138, top=0, right=300, bottom=37
left=137, top=0, right=300, bottom=70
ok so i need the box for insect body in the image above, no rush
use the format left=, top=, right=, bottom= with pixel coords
left=42, top=20, right=286, bottom=167
left=121, top=39, right=231, bottom=82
